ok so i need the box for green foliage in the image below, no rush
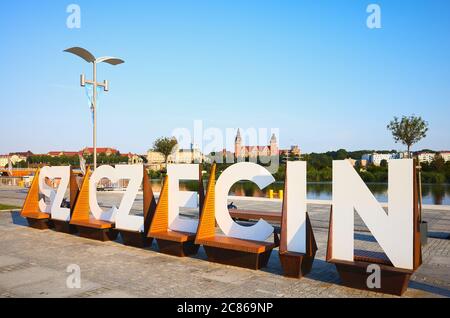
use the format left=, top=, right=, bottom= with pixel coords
left=13, top=161, right=28, bottom=168
left=446, top=162, right=450, bottom=183
left=387, top=115, right=428, bottom=154
left=25, top=154, right=128, bottom=166
left=148, top=169, right=165, bottom=179
left=152, top=137, right=178, bottom=163
left=421, top=172, right=446, bottom=184
left=0, top=203, right=21, bottom=210
left=420, top=158, right=450, bottom=184
left=431, top=155, right=445, bottom=172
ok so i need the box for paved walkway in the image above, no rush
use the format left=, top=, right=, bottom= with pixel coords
left=0, top=187, right=449, bottom=298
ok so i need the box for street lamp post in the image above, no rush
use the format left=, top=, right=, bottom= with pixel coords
left=64, top=47, right=124, bottom=170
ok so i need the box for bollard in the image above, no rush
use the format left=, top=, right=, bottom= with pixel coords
left=269, top=189, right=274, bottom=199
left=279, top=190, right=283, bottom=199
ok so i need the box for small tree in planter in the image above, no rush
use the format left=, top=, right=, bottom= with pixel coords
left=387, top=115, right=429, bottom=245
left=387, top=115, right=428, bottom=158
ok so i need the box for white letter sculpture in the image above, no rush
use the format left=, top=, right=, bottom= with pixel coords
left=114, top=165, right=144, bottom=232
left=167, top=164, right=200, bottom=233
left=38, top=166, right=70, bottom=220
left=285, top=161, right=307, bottom=253
left=89, top=165, right=142, bottom=224
left=215, top=162, right=274, bottom=241
left=332, top=159, right=414, bottom=269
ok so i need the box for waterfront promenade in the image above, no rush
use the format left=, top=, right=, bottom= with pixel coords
left=0, top=186, right=449, bottom=298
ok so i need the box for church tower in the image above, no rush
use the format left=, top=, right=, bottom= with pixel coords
left=270, top=133, right=278, bottom=156
left=235, top=129, right=242, bottom=159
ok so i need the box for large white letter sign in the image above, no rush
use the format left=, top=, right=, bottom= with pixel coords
left=215, top=162, right=274, bottom=241
left=89, top=165, right=142, bottom=223
left=38, top=166, right=70, bottom=220
left=38, top=166, right=56, bottom=213
left=114, top=165, right=144, bottom=232
left=167, top=164, right=200, bottom=233
left=285, top=161, right=307, bottom=253
left=332, top=159, right=414, bottom=269
left=89, top=165, right=118, bottom=222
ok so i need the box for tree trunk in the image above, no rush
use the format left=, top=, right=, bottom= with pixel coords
left=407, top=145, right=411, bottom=158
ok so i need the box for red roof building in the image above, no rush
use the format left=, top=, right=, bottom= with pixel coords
left=80, top=147, right=119, bottom=156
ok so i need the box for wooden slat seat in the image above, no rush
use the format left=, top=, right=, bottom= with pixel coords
left=147, top=170, right=204, bottom=257
left=116, top=167, right=156, bottom=248
left=354, top=249, right=392, bottom=266
left=150, top=230, right=196, bottom=243
left=51, top=168, right=79, bottom=234
left=22, top=211, right=50, bottom=220
left=229, top=209, right=281, bottom=223
left=195, top=164, right=277, bottom=270
left=20, top=168, right=53, bottom=230
left=69, top=168, right=118, bottom=241
left=70, top=218, right=114, bottom=229
left=197, top=235, right=276, bottom=254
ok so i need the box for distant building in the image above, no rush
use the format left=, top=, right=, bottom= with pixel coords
left=235, top=129, right=278, bottom=159
left=280, top=146, right=301, bottom=160
left=0, top=154, right=27, bottom=168
left=146, top=144, right=205, bottom=171
left=290, top=145, right=301, bottom=157
left=81, top=147, right=119, bottom=157
left=127, top=153, right=144, bottom=165
left=438, top=151, right=450, bottom=162
left=361, top=152, right=399, bottom=166
left=9, top=151, right=34, bottom=158
left=0, top=155, right=9, bottom=168
left=417, top=152, right=435, bottom=164
left=146, top=151, right=166, bottom=171
left=48, top=151, right=79, bottom=157
left=171, top=145, right=204, bottom=164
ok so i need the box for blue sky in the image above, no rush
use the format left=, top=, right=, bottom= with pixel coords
left=1, top=0, right=449, bottom=155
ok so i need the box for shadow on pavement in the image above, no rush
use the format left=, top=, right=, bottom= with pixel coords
left=10, top=211, right=28, bottom=227
left=408, top=281, right=450, bottom=298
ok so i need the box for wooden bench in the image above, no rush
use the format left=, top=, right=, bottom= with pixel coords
left=195, top=164, right=277, bottom=270
left=147, top=166, right=204, bottom=257
left=117, top=167, right=155, bottom=248
left=69, top=167, right=118, bottom=242
left=278, top=213, right=317, bottom=278
left=20, top=168, right=53, bottom=230
left=229, top=209, right=281, bottom=223
left=51, top=167, right=79, bottom=234
left=326, top=162, right=423, bottom=296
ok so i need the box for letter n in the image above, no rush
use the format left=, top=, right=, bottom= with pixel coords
left=331, top=160, right=413, bottom=269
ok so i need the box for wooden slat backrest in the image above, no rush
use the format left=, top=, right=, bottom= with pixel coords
left=305, top=213, right=318, bottom=257
left=21, top=168, right=40, bottom=217
left=143, top=166, right=157, bottom=235
left=413, top=159, right=422, bottom=270
left=279, top=165, right=288, bottom=253
left=229, top=209, right=281, bottom=222
left=195, top=163, right=217, bottom=241
left=198, top=164, right=205, bottom=215
left=69, top=167, right=81, bottom=215
left=326, top=206, right=333, bottom=262
left=148, top=176, right=169, bottom=234
left=70, top=168, right=91, bottom=222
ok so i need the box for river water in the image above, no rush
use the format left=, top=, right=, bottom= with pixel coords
left=150, top=180, right=450, bottom=206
